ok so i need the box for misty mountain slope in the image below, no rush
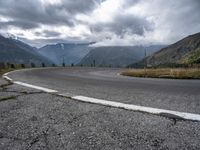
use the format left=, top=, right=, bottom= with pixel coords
left=0, top=35, right=53, bottom=65
left=38, top=43, right=94, bottom=65
left=78, top=45, right=165, bottom=67
left=130, top=32, right=200, bottom=68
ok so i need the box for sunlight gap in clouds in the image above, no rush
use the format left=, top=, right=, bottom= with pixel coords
left=0, top=15, right=11, bottom=22
left=40, top=0, right=62, bottom=5
left=91, top=0, right=121, bottom=23
left=76, top=0, right=121, bottom=24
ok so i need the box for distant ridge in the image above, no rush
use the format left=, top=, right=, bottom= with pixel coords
left=38, top=42, right=94, bottom=65
left=78, top=45, right=165, bottom=68
left=129, top=32, right=200, bottom=68
left=0, top=35, right=53, bottom=66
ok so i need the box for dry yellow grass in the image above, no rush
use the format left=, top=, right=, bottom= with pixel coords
left=0, top=68, right=15, bottom=76
left=121, top=68, right=200, bottom=79
left=0, top=64, right=24, bottom=76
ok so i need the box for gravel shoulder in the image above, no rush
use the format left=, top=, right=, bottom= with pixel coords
left=0, top=78, right=200, bottom=150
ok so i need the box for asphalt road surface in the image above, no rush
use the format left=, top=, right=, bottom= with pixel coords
left=8, top=67, right=200, bottom=114
left=1, top=68, right=200, bottom=149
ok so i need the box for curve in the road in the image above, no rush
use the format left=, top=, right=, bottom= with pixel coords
left=3, top=67, right=200, bottom=121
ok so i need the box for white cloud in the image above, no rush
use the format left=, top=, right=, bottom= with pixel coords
left=40, top=0, right=62, bottom=5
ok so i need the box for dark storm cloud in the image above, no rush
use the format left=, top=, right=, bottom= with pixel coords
left=90, top=14, right=153, bottom=37
left=0, top=0, right=100, bottom=29
left=33, top=30, right=61, bottom=37
left=19, top=36, right=86, bottom=48
left=42, top=30, right=61, bottom=37
left=0, top=0, right=74, bottom=28
left=0, top=20, right=39, bottom=29
left=0, top=0, right=200, bottom=46
left=122, top=0, right=141, bottom=7
left=61, top=0, right=100, bottom=14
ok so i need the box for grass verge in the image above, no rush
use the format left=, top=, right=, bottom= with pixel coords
left=0, top=68, right=16, bottom=76
left=0, top=64, right=25, bottom=76
left=121, top=68, right=200, bottom=79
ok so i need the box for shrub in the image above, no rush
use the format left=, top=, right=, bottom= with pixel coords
left=10, top=64, right=15, bottom=69
left=21, top=64, right=25, bottom=68
left=42, top=63, right=45, bottom=67
left=31, top=63, right=35, bottom=68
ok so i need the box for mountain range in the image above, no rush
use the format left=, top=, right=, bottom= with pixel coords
left=130, top=32, right=200, bottom=68
left=1, top=32, right=200, bottom=68
left=38, top=43, right=94, bottom=65
left=0, top=35, right=53, bottom=66
left=78, top=45, right=165, bottom=67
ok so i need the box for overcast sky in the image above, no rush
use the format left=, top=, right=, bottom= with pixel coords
left=0, top=0, right=199, bottom=47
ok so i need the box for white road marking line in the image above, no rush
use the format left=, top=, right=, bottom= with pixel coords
left=3, top=72, right=57, bottom=93
left=14, top=81, right=57, bottom=93
left=72, top=95, right=200, bottom=122
left=3, top=72, right=9, bottom=76
left=3, top=71, right=200, bottom=122
left=2, top=75, right=13, bottom=82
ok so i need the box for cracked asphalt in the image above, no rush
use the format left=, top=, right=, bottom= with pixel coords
left=0, top=77, right=200, bottom=150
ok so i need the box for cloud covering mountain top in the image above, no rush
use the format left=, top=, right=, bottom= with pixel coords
left=0, top=0, right=199, bottom=47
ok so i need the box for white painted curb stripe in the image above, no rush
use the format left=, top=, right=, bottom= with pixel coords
left=14, top=81, right=57, bottom=93
left=3, top=71, right=57, bottom=93
left=3, top=72, right=9, bottom=76
left=2, top=75, right=13, bottom=82
left=72, top=95, right=200, bottom=122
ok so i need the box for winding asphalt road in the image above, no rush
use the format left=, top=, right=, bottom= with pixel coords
left=7, top=67, right=200, bottom=114
left=2, top=67, right=200, bottom=149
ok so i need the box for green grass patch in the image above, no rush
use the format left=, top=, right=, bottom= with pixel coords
left=0, top=68, right=15, bottom=76
left=0, top=64, right=24, bottom=76
left=121, top=68, right=200, bottom=79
